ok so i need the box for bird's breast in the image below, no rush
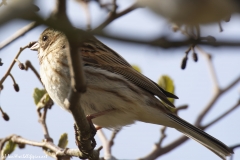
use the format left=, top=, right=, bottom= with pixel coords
left=40, top=50, right=70, bottom=109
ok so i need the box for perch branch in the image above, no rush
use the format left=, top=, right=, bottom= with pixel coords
left=0, top=134, right=99, bottom=158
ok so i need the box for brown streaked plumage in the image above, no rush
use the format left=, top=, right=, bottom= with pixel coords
left=80, top=37, right=178, bottom=108
left=31, top=28, right=233, bottom=160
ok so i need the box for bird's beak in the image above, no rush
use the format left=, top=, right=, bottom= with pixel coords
left=30, top=42, right=40, bottom=51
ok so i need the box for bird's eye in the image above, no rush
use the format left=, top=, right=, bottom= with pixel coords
left=42, top=36, right=48, bottom=41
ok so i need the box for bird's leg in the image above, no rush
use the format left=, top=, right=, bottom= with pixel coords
left=95, top=126, right=102, bottom=130
left=86, top=108, right=115, bottom=122
left=86, top=108, right=115, bottom=131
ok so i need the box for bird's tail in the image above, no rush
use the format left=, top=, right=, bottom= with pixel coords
left=166, top=113, right=233, bottom=160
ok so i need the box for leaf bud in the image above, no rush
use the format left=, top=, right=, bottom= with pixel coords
left=13, top=83, right=20, bottom=92
left=18, top=63, right=25, bottom=70
left=193, top=52, right=198, bottom=62
left=181, top=56, right=188, bottom=70
left=2, top=112, right=10, bottom=121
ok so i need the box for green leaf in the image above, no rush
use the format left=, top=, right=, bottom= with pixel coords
left=1, top=140, right=17, bottom=157
left=33, top=88, right=46, bottom=105
left=132, top=65, right=141, bottom=73
left=36, top=93, right=51, bottom=110
left=58, top=133, right=68, bottom=149
left=158, top=75, right=175, bottom=104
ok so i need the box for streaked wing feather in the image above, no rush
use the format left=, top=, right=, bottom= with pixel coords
left=81, top=38, right=176, bottom=108
left=148, top=79, right=179, bottom=99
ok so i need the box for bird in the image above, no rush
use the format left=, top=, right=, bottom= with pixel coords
left=136, top=0, right=236, bottom=25
left=31, top=28, right=233, bottom=159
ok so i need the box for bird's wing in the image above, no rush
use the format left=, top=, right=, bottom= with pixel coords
left=80, top=38, right=178, bottom=108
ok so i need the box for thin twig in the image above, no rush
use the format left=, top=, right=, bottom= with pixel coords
left=40, top=107, right=51, bottom=139
left=0, top=22, right=38, bottom=50
left=78, top=1, right=92, bottom=30
left=108, top=129, right=120, bottom=149
left=93, top=3, right=137, bottom=32
left=230, top=144, right=240, bottom=160
left=14, top=58, right=21, bottom=64
left=174, top=104, right=188, bottom=114
left=230, top=144, right=240, bottom=150
left=24, top=60, right=43, bottom=85
left=0, top=42, right=36, bottom=88
left=203, top=98, right=240, bottom=129
left=195, top=75, right=240, bottom=126
left=37, top=95, right=54, bottom=141
left=197, top=46, right=220, bottom=93
left=97, top=129, right=111, bottom=159
left=218, top=22, right=223, bottom=32
left=140, top=127, right=167, bottom=160
left=156, top=127, right=167, bottom=147
left=85, top=3, right=92, bottom=30
left=8, top=73, right=16, bottom=84
left=97, top=128, right=119, bottom=159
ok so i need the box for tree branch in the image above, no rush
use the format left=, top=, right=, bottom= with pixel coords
left=203, top=100, right=240, bottom=129
left=37, top=95, right=54, bottom=141
left=195, top=75, right=240, bottom=126
left=108, top=129, right=120, bottom=150
left=156, top=127, right=167, bottom=147
left=139, top=135, right=189, bottom=160
left=93, top=3, right=137, bottom=32
left=93, top=31, right=240, bottom=48
left=97, top=128, right=120, bottom=159
left=197, top=46, right=220, bottom=93
left=51, top=0, right=68, bottom=21
left=0, top=134, right=98, bottom=158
